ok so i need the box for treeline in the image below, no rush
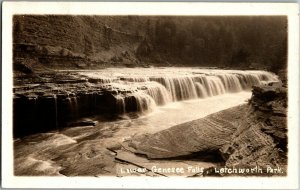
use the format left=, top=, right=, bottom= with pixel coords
left=138, top=16, right=287, bottom=72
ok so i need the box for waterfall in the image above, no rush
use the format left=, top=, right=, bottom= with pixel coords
left=142, top=82, right=171, bottom=105
left=195, top=82, right=208, bottom=98
left=217, top=75, right=243, bottom=92
left=134, top=92, right=156, bottom=113
left=13, top=69, right=280, bottom=137
left=67, top=95, right=79, bottom=119
left=150, top=77, right=198, bottom=101
left=115, top=95, right=126, bottom=114
left=113, top=91, right=156, bottom=115
left=82, top=69, right=279, bottom=115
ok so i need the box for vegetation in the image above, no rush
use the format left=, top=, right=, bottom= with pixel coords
left=148, top=16, right=287, bottom=72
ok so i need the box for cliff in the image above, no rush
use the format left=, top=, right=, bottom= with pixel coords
left=13, top=16, right=287, bottom=73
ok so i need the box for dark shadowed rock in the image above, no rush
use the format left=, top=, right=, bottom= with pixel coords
left=68, top=119, right=98, bottom=127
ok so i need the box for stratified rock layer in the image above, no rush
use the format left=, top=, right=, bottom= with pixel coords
left=126, top=105, right=247, bottom=159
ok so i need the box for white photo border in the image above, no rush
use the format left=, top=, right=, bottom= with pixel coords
left=2, top=2, right=299, bottom=189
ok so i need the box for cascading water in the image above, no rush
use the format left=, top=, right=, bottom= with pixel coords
left=78, top=68, right=279, bottom=115
left=195, top=82, right=208, bottom=98
left=66, top=95, right=79, bottom=119
left=217, top=75, right=242, bottom=92
left=150, top=77, right=199, bottom=101
left=134, top=92, right=156, bottom=113
left=142, top=82, right=171, bottom=105
left=13, top=68, right=279, bottom=137
left=115, top=95, right=126, bottom=114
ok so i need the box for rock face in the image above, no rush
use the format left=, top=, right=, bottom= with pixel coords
left=251, top=82, right=287, bottom=150
left=220, top=82, right=287, bottom=170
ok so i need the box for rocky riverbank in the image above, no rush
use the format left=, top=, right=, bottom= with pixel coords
left=218, top=82, right=287, bottom=176
left=118, top=82, right=287, bottom=176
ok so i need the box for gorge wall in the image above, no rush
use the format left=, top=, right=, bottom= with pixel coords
left=13, top=16, right=287, bottom=73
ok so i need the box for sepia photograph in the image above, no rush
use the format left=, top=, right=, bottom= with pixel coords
left=2, top=2, right=299, bottom=189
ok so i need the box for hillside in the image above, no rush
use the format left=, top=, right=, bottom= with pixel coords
left=13, top=16, right=287, bottom=73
